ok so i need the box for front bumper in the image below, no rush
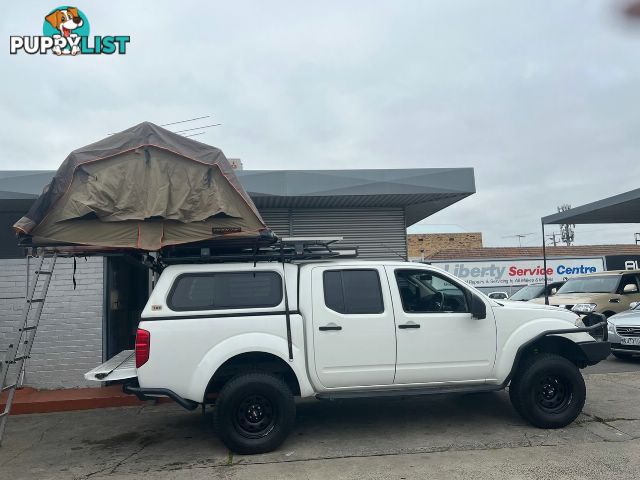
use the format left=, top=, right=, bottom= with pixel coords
left=539, top=320, right=610, bottom=366
left=610, top=343, right=640, bottom=356
left=576, top=340, right=611, bottom=365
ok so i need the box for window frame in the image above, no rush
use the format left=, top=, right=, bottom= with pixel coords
left=394, top=268, right=472, bottom=315
left=322, top=268, right=385, bottom=315
left=167, top=271, right=284, bottom=312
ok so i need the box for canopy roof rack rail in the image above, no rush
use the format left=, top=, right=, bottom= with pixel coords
left=159, top=236, right=357, bottom=265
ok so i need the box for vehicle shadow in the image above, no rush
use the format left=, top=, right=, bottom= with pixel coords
left=227, top=390, right=539, bottom=462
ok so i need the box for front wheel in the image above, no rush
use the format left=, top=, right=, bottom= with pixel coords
left=509, top=353, right=585, bottom=429
left=213, top=372, right=296, bottom=454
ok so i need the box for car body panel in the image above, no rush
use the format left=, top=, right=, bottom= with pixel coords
left=85, top=259, right=607, bottom=401
left=607, top=306, right=640, bottom=356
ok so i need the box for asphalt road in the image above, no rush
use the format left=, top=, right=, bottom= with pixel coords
left=1, top=370, right=639, bottom=479
left=584, top=353, right=640, bottom=374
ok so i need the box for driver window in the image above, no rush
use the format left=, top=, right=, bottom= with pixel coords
left=395, top=269, right=469, bottom=314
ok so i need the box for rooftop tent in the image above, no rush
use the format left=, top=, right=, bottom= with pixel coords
left=542, top=187, right=640, bottom=225
left=13, top=122, right=269, bottom=251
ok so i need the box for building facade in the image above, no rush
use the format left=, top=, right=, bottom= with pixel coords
left=407, top=232, right=483, bottom=261
left=0, top=168, right=476, bottom=389
left=427, top=245, right=640, bottom=295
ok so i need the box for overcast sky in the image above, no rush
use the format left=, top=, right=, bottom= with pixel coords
left=1, top=1, right=639, bottom=247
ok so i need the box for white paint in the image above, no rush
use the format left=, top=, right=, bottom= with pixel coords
left=86, top=259, right=599, bottom=402
left=385, top=266, right=497, bottom=384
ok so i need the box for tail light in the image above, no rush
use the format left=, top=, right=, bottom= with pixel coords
left=135, top=328, right=151, bottom=368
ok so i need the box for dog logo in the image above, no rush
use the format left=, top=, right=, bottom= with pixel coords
left=43, top=6, right=89, bottom=55
left=9, top=6, right=130, bottom=55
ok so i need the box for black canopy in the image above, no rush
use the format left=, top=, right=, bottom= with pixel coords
left=542, top=187, right=640, bottom=225
left=540, top=186, right=639, bottom=304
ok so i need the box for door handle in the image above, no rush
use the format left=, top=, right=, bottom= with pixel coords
left=319, top=325, right=342, bottom=331
left=398, top=323, right=420, bottom=329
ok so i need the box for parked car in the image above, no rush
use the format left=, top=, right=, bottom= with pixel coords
left=86, top=259, right=609, bottom=454
left=605, top=301, right=640, bottom=360
left=508, top=281, right=565, bottom=302
left=488, top=291, right=508, bottom=300
left=530, top=270, right=640, bottom=317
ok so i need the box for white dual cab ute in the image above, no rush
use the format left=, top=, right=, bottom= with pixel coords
left=86, top=252, right=610, bottom=454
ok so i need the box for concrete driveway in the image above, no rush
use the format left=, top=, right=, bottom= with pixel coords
left=1, top=370, right=639, bottom=480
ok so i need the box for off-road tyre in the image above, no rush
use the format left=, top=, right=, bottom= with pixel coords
left=509, top=353, right=585, bottom=429
left=213, top=372, right=296, bottom=454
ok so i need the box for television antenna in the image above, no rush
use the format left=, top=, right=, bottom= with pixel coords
left=502, top=232, right=535, bottom=247
left=108, top=115, right=221, bottom=137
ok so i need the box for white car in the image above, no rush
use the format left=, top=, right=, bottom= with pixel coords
left=488, top=291, right=509, bottom=300
left=86, top=259, right=609, bottom=454
left=606, top=301, right=640, bottom=360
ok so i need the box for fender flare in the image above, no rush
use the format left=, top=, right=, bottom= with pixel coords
left=499, top=319, right=607, bottom=386
left=185, top=332, right=314, bottom=402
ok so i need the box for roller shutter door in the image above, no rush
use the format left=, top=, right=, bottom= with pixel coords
left=259, top=209, right=291, bottom=237
left=259, top=208, right=407, bottom=260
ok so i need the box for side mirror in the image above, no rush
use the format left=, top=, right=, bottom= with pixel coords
left=630, top=301, right=639, bottom=310
left=470, top=295, right=487, bottom=319
left=623, top=284, right=639, bottom=294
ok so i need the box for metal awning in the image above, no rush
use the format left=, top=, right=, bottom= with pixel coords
left=0, top=168, right=476, bottom=227
left=542, top=187, right=640, bottom=225
left=539, top=186, right=639, bottom=305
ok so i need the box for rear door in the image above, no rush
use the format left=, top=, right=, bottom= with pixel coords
left=311, top=265, right=396, bottom=388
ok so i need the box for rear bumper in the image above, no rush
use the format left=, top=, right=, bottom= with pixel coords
left=577, top=341, right=611, bottom=365
left=122, top=384, right=199, bottom=411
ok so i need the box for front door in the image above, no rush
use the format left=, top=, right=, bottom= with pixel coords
left=388, top=267, right=496, bottom=385
left=311, top=266, right=397, bottom=388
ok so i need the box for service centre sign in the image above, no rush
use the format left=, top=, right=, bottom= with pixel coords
left=430, top=257, right=605, bottom=288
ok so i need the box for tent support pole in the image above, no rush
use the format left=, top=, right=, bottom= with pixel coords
left=541, top=220, right=549, bottom=305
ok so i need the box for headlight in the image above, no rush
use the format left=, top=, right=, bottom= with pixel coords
left=572, top=303, right=597, bottom=313
left=607, top=321, right=615, bottom=333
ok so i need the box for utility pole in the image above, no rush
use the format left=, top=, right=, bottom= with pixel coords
left=557, top=204, right=575, bottom=246
left=546, top=232, right=560, bottom=247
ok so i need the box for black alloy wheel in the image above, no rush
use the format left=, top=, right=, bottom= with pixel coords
left=535, top=374, right=572, bottom=414
left=234, top=394, right=277, bottom=439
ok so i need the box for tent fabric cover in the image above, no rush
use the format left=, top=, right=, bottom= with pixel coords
left=13, top=122, right=267, bottom=250
left=542, top=187, right=640, bottom=225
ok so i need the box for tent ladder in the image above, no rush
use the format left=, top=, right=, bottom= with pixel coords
left=0, top=252, right=57, bottom=445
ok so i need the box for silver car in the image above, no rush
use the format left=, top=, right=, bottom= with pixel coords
left=607, top=301, right=640, bottom=360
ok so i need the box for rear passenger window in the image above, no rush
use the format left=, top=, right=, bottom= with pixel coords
left=168, top=272, right=282, bottom=311
left=323, top=269, right=384, bottom=314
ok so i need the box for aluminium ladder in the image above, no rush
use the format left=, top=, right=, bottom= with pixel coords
left=0, top=253, right=57, bottom=445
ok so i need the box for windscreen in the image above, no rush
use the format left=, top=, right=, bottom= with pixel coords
left=509, top=285, right=544, bottom=301
left=556, top=276, right=619, bottom=294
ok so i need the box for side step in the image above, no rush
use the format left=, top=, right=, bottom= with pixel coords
left=315, top=383, right=502, bottom=401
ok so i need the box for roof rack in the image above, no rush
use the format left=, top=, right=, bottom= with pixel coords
left=159, top=236, right=357, bottom=265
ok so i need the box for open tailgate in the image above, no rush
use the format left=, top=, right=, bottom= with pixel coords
left=84, top=350, right=137, bottom=382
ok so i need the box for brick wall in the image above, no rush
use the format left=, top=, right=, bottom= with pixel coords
left=0, top=257, right=103, bottom=389
left=408, top=233, right=483, bottom=261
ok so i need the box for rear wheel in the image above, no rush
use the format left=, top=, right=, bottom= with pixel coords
left=213, top=372, right=295, bottom=454
left=509, top=354, right=585, bottom=429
